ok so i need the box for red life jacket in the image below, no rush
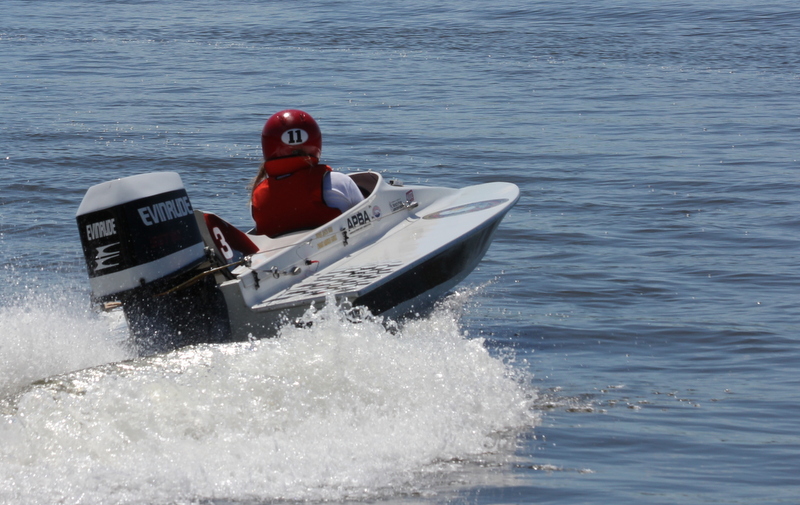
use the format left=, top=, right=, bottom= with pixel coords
left=251, top=164, right=342, bottom=237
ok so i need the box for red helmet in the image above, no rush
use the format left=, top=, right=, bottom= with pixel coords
left=261, top=109, right=322, bottom=177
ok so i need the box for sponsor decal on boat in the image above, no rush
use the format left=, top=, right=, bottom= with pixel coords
left=94, top=243, right=121, bottom=271
left=317, top=235, right=338, bottom=249
left=315, top=225, right=335, bottom=239
left=85, top=218, right=117, bottom=241
left=137, top=196, right=193, bottom=226
left=347, top=210, right=372, bottom=230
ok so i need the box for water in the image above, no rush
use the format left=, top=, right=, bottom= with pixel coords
left=2, top=0, right=799, bottom=503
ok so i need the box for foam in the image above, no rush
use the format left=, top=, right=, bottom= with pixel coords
left=0, top=289, right=132, bottom=397
left=0, top=295, right=537, bottom=504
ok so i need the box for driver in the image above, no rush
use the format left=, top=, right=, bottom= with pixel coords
left=250, top=109, right=363, bottom=237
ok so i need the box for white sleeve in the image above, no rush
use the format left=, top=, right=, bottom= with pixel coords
left=322, top=171, right=364, bottom=213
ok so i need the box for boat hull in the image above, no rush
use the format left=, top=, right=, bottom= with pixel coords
left=216, top=176, right=519, bottom=340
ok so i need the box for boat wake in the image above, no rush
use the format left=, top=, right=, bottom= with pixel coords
left=0, top=288, right=537, bottom=504
left=0, top=287, right=132, bottom=397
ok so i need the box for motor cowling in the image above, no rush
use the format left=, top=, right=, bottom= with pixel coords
left=76, top=172, right=230, bottom=354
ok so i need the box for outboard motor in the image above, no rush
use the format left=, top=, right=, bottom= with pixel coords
left=76, top=172, right=230, bottom=354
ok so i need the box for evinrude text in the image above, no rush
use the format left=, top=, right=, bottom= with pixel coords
left=138, top=196, right=193, bottom=226
left=85, top=218, right=117, bottom=241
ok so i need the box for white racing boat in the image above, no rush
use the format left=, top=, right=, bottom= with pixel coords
left=76, top=171, right=519, bottom=354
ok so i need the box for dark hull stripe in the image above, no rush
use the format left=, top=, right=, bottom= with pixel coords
left=354, top=216, right=502, bottom=314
